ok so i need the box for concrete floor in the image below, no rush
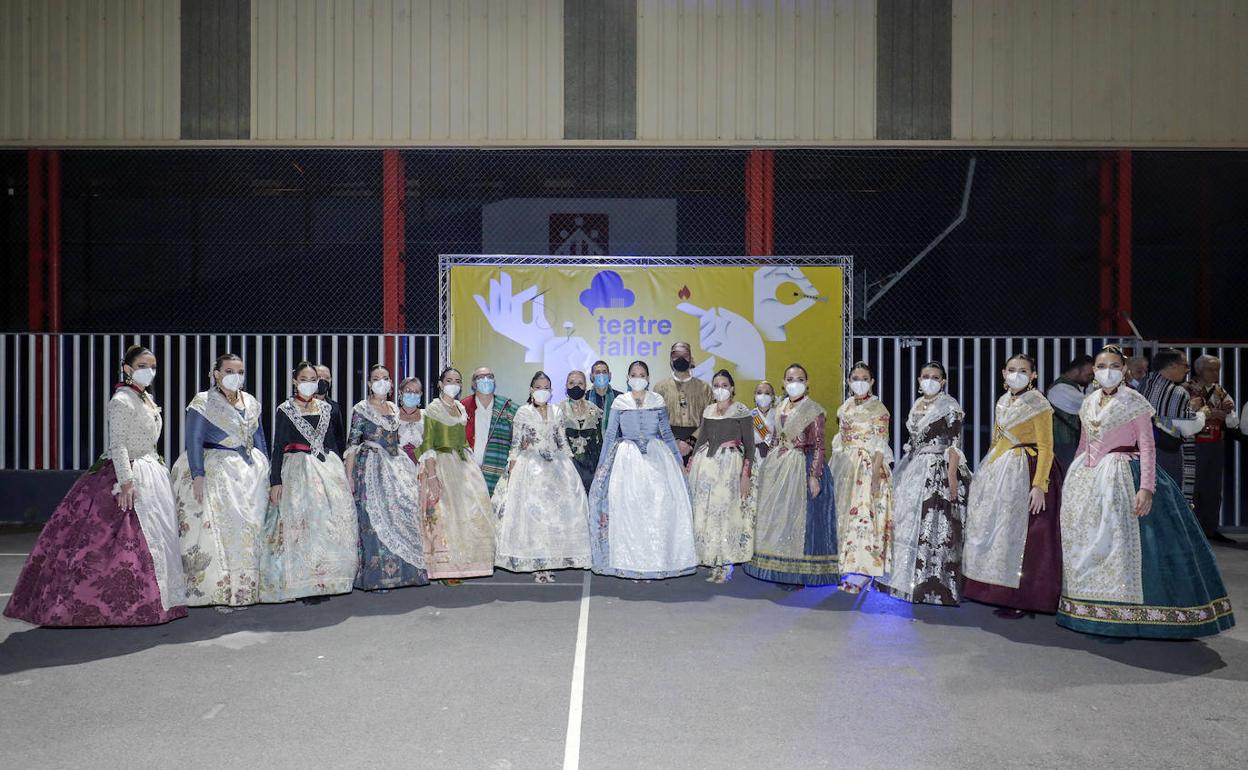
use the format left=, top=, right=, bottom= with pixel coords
left=1, top=531, right=1246, bottom=770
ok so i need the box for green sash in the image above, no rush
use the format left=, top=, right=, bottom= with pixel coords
left=418, top=418, right=471, bottom=462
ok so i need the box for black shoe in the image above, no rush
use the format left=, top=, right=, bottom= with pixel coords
left=300, top=595, right=330, bottom=605
left=993, top=608, right=1028, bottom=619
left=1206, top=532, right=1239, bottom=546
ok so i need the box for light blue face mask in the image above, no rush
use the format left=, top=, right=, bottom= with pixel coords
left=401, top=393, right=421, bottom=408
left=475, top=377, right=496, bottom=395
left=592, top=373, right=611, bottom=389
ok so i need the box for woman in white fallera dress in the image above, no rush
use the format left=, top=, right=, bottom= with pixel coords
left=588, top=361, right=698, bottom=579
left=492, top=371, right=592, bottom=583
left=261, top=361, right=359, bottom=603
left=171, top=352, right=270, bottom=610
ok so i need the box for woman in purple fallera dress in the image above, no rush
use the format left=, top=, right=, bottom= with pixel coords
left=5, top=345, right=188, bottom=627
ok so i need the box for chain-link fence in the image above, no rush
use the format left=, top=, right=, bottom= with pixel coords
left=3, top=147, right=1246, bottom=338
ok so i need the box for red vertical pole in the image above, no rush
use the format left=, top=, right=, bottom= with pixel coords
left=48, top=150, right=62, bottom=469
left=1115, top=149, right=1132, bottom=337
left=745, top=149, right=774, bottom=257
left=1097, top=154, right=1114, bottom=335
left=381, top=149, right=405, bottom=374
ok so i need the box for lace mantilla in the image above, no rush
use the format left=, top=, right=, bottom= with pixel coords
left=279, top=398, right=332, bottom=456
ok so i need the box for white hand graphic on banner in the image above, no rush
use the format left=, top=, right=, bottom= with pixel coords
left=473, top=271, right=553, bottom=363
left=541, top=335, right=599, bottom=402
left=753, top=266, right=820, bottom=342
left=676, top=303, right=766, bottom=380
left=692, top=357, right=718, bottom=384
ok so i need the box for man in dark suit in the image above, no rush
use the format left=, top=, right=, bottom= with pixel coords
left=315, top=363, right=348, bottom=450
left=587, top=359, right=622, bottom=431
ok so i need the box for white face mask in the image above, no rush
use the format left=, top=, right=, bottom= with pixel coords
left=531, top=389, right=551, bottom=405
left=1005, top=371, right=1031, bottom=391
left=130, top=367, right=157, bottom=387
left=296, top=381, right=319, bottom=398
left=441, top=383, right=461, bottom=399
left=371, top=379, right=392, bottom=397
left=1094, top=368, right=1124, bottom=389
left=849, top=380, right=871, bottom=397
left=785, top=381, right=807, bottom=399
left=918, top=378, right=943, bottom=397
left=628, top=377, right=649, bottom=393
left=712, top=387, right=732, bottom=403
left=754, top=393, right=773, bottom=409
left=220, top=373, right=245, bottom=392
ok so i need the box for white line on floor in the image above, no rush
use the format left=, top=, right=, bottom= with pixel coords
left=562, top=572, right=591, bottom=770
left=448, top=582, right=582, bottom=587
left=0, top=553, right=30, bottom=557
left=201, top=703, right=226, bottom=720
left=0, top=593, right=10, bottom=598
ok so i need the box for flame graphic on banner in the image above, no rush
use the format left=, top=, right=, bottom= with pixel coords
left=677, top=285, right=691, bottom=300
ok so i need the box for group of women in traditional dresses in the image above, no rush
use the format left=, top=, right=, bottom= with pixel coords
left=4, top=345, right=1234, bottom=641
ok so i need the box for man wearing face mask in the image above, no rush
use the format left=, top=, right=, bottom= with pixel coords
left=461, top=366, right=518, bottom=495
left=653, top=342, right=713, bottom=465
left=1047, top=355, right=1094, bottom=471
left=587, top=360, right=622, bottom=431
left=314, top=364, right=348, bottom=450
left=1139, top=348, right=1205, bottom=508
left=1125, top=356, right=1149, bottom=390
left=1183, top=355, right=1239, bottom=544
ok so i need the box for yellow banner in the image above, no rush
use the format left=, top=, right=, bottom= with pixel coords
left=448, top=263, right=844, bottom=408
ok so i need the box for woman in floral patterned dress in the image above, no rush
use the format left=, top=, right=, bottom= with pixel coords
left=171, top=352, right=269, bottom=611
left=492, top=371, right=592, bottom=583
left=881, top=362, right=970, bottom=606
left=830, top=362, right=894, bottom=594
left=689, top=370, right=757, bottom=583
left=414, top=367, right=496, bottom=581
left=1056, top=345, right=1233, bottom=639
left=6, top=345, right=186, bottom=627
left=343, top=365, right=429, bottom=591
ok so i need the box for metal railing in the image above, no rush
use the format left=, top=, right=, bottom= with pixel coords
left=0, top=333, right=440, bottom=474
left=2, top=333, right=1244, bottom=527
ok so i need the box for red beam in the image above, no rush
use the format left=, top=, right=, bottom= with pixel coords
left=48, top=150, right=62, bottom=468
left=1097, top=154, right=1114, bottom=335
left=1115, top=149, right=1132, bottom=337
left=745, top=149, right=774, bottom=257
